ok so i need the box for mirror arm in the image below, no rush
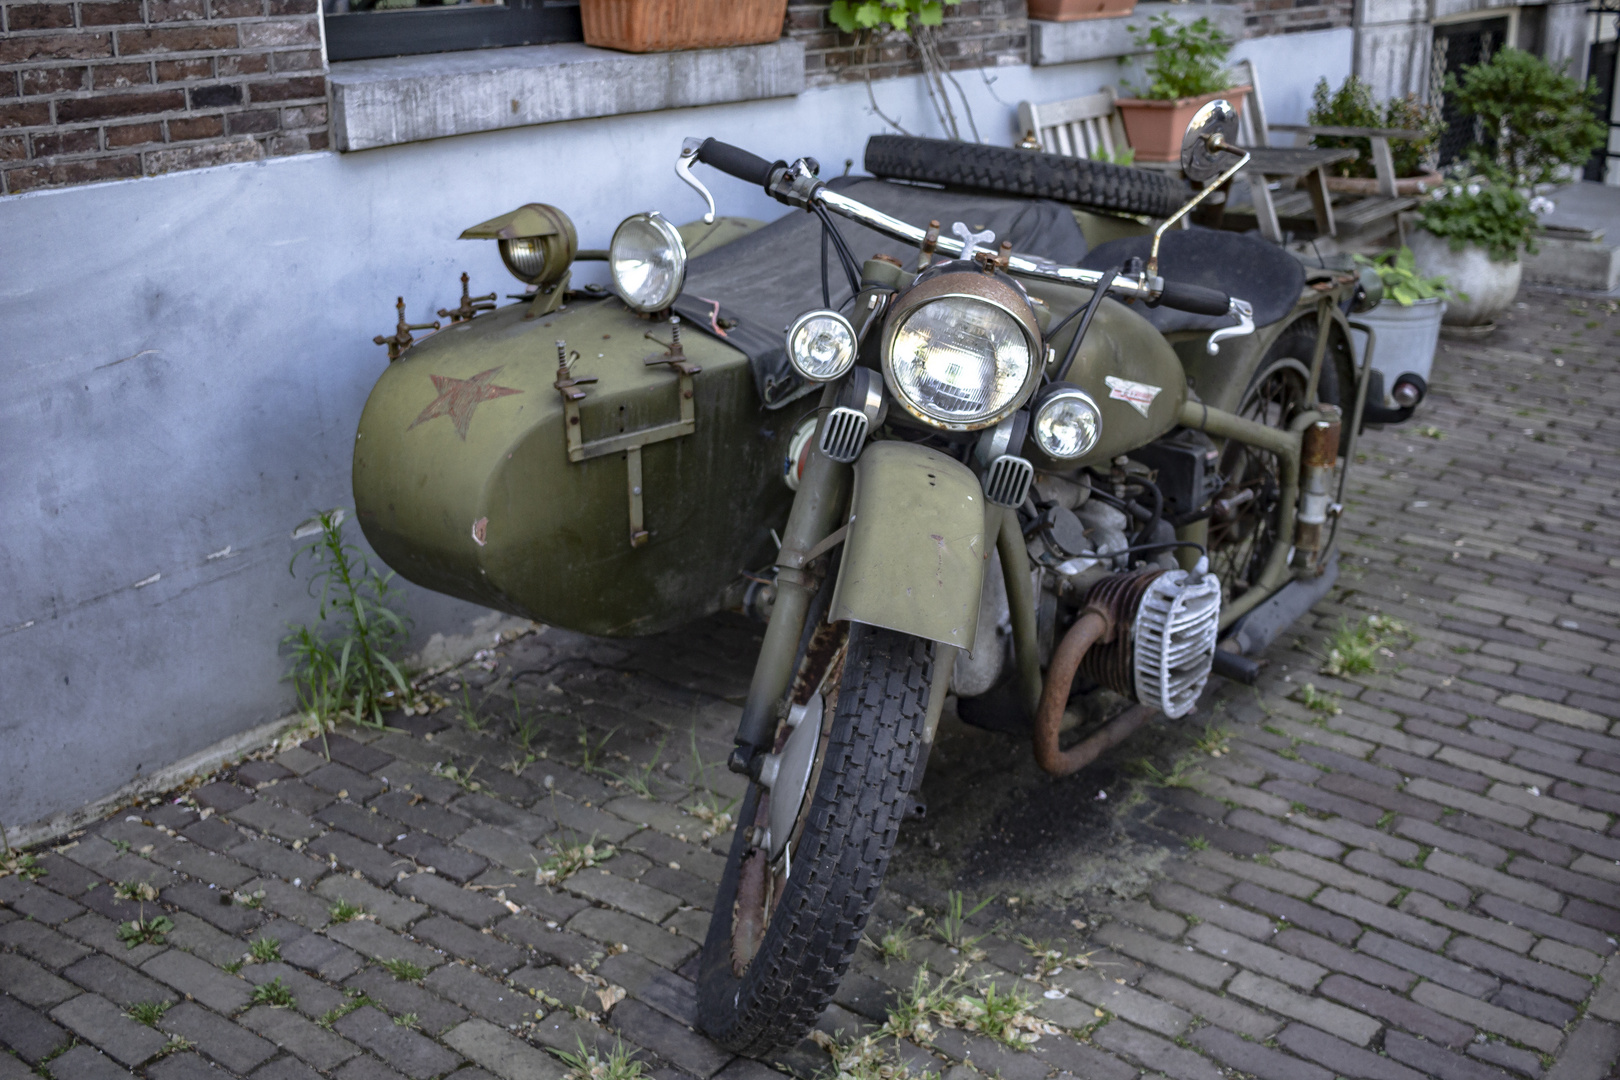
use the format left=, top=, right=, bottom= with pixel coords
left=1148, top=144, right=1251, bottom=278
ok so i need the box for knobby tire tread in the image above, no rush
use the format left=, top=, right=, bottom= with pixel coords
left=697, top=625, right=933, bottom=1056
left=864, top=135, right=1190, bottom=219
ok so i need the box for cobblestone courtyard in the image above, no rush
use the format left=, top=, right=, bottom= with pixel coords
left=5, top=288, right=1620, bottom=1080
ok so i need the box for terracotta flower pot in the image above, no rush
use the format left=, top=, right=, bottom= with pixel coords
left=1029, top=0, right=1136, bottom=21
left=1115, top=86, right=1251, bottom=164
left=1323, top=170, right=1444, bottom=196
left=581, top=0, right=787, bottom=53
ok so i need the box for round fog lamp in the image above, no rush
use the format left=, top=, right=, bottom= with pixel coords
left=610, top=211, right=686, bottom=313
left=786, top=310, right=857, bottom=382
left=1033, top=386, right=1102, bottom=459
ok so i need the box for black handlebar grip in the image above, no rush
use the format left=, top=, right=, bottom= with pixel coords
left=695, top=138, right=775, bottom=187
left=1154, top=279, right=1233, bottom=317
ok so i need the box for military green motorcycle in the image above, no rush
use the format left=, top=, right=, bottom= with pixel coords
left=353, top=102, right=1416, bottom=1054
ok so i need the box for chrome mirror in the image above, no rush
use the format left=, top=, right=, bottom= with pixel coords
left=1181, top=99, right=1240, bottom=186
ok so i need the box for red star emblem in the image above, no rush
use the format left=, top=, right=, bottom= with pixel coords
left=408, top=367, right=523, bottom=440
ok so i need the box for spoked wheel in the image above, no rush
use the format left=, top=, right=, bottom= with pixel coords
left=1208, top=357, right=1306, bottom=602
left=697, top=620, right=936, bottom=1056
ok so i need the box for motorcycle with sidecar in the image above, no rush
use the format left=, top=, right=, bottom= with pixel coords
left=351, top=102, right=1425, bottom=1053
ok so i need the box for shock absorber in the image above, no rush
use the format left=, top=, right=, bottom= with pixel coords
left=1294, top=412, right=1342, bottom=559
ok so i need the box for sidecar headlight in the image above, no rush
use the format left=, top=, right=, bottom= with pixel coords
left=881, top=270, right=1041, bottom=431
left=786, top=310, right=857, bottom=382
left=610, top=211, right=686, bottom=313
left=1032, top=384, right=1102, bottom=460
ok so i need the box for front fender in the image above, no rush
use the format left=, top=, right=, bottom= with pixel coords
left=828, top=441, right=990, bottom=651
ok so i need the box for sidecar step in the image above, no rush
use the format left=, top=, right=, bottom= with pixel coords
left=1224, top=554, right=1340, bottom=659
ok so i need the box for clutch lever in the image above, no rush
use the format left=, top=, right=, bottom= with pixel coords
left=1207, top=298, right=1254, bottom=355
left=677, top=138, right=717, bottom=224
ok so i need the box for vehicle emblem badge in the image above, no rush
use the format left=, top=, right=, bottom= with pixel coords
left=1105, top=376, right=1161, bottom=418
left=409, top=367, right=522, bottom=440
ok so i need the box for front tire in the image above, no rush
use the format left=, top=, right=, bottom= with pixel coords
left=697, top=623, right=935, bottom=1056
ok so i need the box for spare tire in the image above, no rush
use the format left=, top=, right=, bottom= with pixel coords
left=864, top=135, right=1190, bottom=219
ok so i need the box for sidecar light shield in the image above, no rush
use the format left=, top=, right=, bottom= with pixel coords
left=880, top=270, right=1042, bottom=432
left=610, top=211, right=687, bottom=313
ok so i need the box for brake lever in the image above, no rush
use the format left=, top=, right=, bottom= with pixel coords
left=677, top=138, right=716, bottom=225
left=1207, top=298, right=1254, bottom=355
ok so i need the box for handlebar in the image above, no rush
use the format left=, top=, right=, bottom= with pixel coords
left=693, top=138, right=777, bottom=188
left=1151, top=279, right=1233, bottom=317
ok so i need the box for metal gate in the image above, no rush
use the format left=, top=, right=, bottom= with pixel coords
left=1589, top=2, right=1620, bottom=182
left=1430, top=17, right=1512, bottom=168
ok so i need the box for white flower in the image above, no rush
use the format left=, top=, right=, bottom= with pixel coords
left=1429, top=186, right=1447, bottom=200
left=1529, top=196, right=1555, bottom=215
left=1466, top=183, right=1480, bottom=196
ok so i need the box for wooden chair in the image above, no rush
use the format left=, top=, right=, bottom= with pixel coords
left=1017, top=88, right=1130, bottom=163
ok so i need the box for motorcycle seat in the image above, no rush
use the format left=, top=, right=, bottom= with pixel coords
left=1079, top=227, right=1305, bottom=336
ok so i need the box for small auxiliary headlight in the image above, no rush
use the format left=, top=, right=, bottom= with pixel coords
left=785, top=310, right=857, bottom=382
left=610, top=212, right=687, bottom=314
left=1032, top=384, right=1102, bottom=460
left=459, top=203, right=578, bottom=287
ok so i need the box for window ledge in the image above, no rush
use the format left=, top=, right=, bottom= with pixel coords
left=329, top=39, right=806, bottom=152
left=1029, top=2, right=1243, bottom=67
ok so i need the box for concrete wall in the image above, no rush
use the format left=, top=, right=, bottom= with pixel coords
left=1354, top=0, right=1591, bottom=101
left=0, top=27, right=1346, bottom=838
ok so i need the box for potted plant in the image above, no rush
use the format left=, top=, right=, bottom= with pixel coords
left=1407, top=49, right=1604, bottom=328
left=1351, top=247, right=1454, bottom=405
left=1029, top=0, right=1135, bottom=22
left=1307, top=75, right=1442, bottom=195
left=581, top=0, right=787, bottom=53
left=1115, top=14, right=1248, bottom=163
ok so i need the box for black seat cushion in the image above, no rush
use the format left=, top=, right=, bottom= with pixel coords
left=1079, top=227, right=1304, bottom=334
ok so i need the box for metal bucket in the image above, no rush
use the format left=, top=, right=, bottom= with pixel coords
left=1350, top=296, right=1445, bottom=407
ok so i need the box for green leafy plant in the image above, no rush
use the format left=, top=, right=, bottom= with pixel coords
left=1418, top=176, right=1544, bottom=264
left=1446, top=48, right=1605, bottom=184
left=534, top=837, right=615, bottom=886
left=828, top=0, right=976, bottom=143
left=576, top=724, right=616, bottom=775
left=0, top=830, right=44, bottom=882
left=931, top=890, right=994, bottom=954
left=866, top=920, right=914, bottom=964
left=1298, top=683, right=1342, bottom=716
left=1354, top=247, right=1456, bottom=306
left=394, top=1013, right=420, bottom=1029
left=252, top=977, right=296, bottom=1008
left=1321, top=614, right=1411, bottom=677
left=1090, top=145, right=1136, bottom=167
left=1127, top=14, right=1233, bottom=100
left=810, top=1028, right=939, bottom=1080
left=879, top=966, right=1047, bottom=1048
left=555, top=1035, right=650, bottom=1080
left=1307, top=76, right=1440, bottom=180
left=607, top=735, right=666, bottom=800
left=248, top=937, right=282, bottom=964
left=118, top=915, right=174, bottom=949
left=329, top=898, right=365, bottom=924
left=127, top=1000, right=172, bottom=1027
left=381, top=957, right=427, bottom=982
left=283, top=509, right=413, bottom=728
left=317, top=990, right=372, bottom=1029
left=114, top=880, right=159, bottom=903
left=828, top=0, right=956, bottom=33
left=1187, top=835, right=1210, bottom=851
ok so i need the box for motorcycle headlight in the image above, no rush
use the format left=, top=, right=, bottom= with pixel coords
left=1032, top=384, right=1102, bottom=460
left=785, top=310, right=857, bottom=382
left=881, top=270, right=1041, bottom=431
left=610, top=211, right=686, bottom=313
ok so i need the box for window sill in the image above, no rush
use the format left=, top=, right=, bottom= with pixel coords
left=329, top=38, right=806, bottom=152
left=1029, top=2, right=1243, bottom=67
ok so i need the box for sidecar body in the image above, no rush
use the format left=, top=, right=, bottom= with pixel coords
left=352, top=178, right=1185, bottom=637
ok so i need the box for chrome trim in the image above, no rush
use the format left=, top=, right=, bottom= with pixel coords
left=785, top=309, right=857, bottom=383
left=1032, top=386, right=1103, bottom=460
left=609, top=211, right=687, bottom=313
left=983, top=455, right=1035, bottom=508
left=818, top=407, right=868, bottom=464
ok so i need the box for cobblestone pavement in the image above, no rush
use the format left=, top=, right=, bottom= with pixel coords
left=5, top=288, right=1620, bottom=1080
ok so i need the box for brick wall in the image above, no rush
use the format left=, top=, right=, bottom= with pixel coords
left=0, top=0, right=327, bottom=195
left=788, top=0, right=1030, bottom=89
left=1242, top=0, right=1354, bottom=37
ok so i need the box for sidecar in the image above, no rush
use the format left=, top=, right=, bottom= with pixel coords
left=352, top=175, right=1192, bottom=638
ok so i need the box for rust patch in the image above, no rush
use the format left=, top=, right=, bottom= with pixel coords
left=471, top=517, right=488, bottom=546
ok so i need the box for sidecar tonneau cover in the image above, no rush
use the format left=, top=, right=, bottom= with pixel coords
left=676, top=177, right=1088, bottom=408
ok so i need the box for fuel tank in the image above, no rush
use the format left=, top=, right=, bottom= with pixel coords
left=353, top=297, right=813, bottom=637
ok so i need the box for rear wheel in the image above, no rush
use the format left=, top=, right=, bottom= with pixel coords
left=696, top=622, right=935, bottom=1056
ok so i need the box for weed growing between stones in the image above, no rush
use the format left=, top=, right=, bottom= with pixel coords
left=607, top=734, right=666, bottom=800
left=556, top=1035, right=650, bottom=1080
left=0, top=827, right=44, bottom=881
left=1298, top=683, right=1342, bottom=715
left=534, top=836, right=616, bottom=885
left=248, top=937, right=281, bottom=963
left=117, top=914, right=174, bottom=949
left=252, top=977, right=296, bottom=1008
left=127, top=1001, right=172, bottom=1027
left=865, top=920, right=914, bottom=964
left=930, top=890, right=995, bottom=955
left=329, top=898, right=366, bottom=923
left=1320, top=614, right=1412, bottom=677
left=381, top=957, right=427, bottom=982
left=881, top=965, right=1052, bottom=1048
left=810, top=1029, right=938, bottom=1080
left=283, top=509, right=414, bottom=730
left=317, top=990, right=372, bottom=1029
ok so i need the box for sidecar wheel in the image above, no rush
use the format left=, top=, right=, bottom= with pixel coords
left=696, top=623, right=935, bottom=1056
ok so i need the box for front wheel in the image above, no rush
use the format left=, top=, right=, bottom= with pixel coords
left=697, top=623, right=936, bottom=1056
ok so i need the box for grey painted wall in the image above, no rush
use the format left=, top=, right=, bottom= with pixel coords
left=0, top=29, right=1350, bottom=838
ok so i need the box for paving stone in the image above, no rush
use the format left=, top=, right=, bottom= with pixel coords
left=564, top=871, right=681, bottom=924
left=0, top=951, right=81, bottom=1008
left=449, top=796, right=553, bottom=843
left=141, top=950, right=253, bottom=1015
left=320, top=804, right=401, bottom=847
left=305, top=736, right=393, bottom=776
left=166, top=911, right=252, bottom=967
left=371, top=793, right=473, bottom=842
left=51, top=992, right=170, bottom=1066
left=318, top=875, right=428, bottom=931
left=1227, top=969, right=1381, bottom=1044
left=183, top=818, right=250, bottom=853
left=262, top=780, right=340, bottom=817
left=1383, top=1029, right=1512, bottom=1080
left=1394, top=817, right=1511, bottom=867
left=7, top=883, right=86, bottom=925
left=1089, top=1019, right=1224, bottom=1080
left=1318, top=973, right=1474, bottom=1047
left=1049, top=969, right=1190, bottom=1037
left=279, top=922, right=367, bottom=981
left=324, top=919, right=445, bottom=973
left=1543, top=1017, right=1620, bottom=1080
left=151, top=844, right=258, bottom=891
left=1530, top=936, right=1606, bottom=975
left=1188, top=923, right=1326, bottom=989
left=1188, top=1023, right=1333, bottom=1080
left=422, top=963, right=532, bottom=1028
left=195, top=783, right=254, bottom=813
left=1358, top=931, right=1500, bottom=996
left=0, top=992, right=73, bottom=1062
left=627, top=966, right=698, bottom=1026
left=532, top=798, right=640, bottom=845
left=310, top=834, right=410, bottom=886
left=495, top=915, right=603, bottom=968
left=1344, top=849, right=1474, bottom=906
left=1224, top=808, right=1346, bottom=859
left=388, top=835, right=488, bottom=884
left=252, top=1051, right=326, bottom=1080
left=255, top=878, right=333, bottom=929
left=162, top=881, right=266, bottom=935
left=229, top=801, right=325, bottom=844
left=334, top=1006, right=463, bottom=1079
left=1466, top=1038, right=1547, bottom=1079
left=63, top=954, right=178, bottom=1009
left=609, top=999, right=728, bottom=1077
left=229, top=839, right=330, bottom=886
left=238, top=761, right=296, bottom=787
left=1272, top=849, right=1400, bottom=903
left=410, top=917, right=525, bottom=975
left=1410, top=980, right=1561, bottom=1053
left=336, top=1053, right=414, bottom=1080
left=1089, top=922, right=1233, bottom=989
left=392, top=875, right=507, bottom=928
left=1230, top=881, right=1361, bottom=944
left=568, top=908, right=695, bottom=970
left=47, top=1044, right=140, bottom=1080
left=1274, top=1023, right=1427, bottom=1080
left=1446, top=935, right=1594, bottom=1001
left=452, top=826, right=543, bottom=874
left=622, top=834, right=726, bottom=885
left=1492, top=981, right=1577, bottom=1026
left=1133, top=969, right=1278, bottom=1039
left=0, top=916, right=94, bottom=969
left=158, top=1000, right=278, bottom=1073
left=442, top=1019, right=568, bottom=1080
left=1272, top=926, right=1414, bottom=990
left=1399, top=892, right=1536, bottom=953
left=345, top=968, right=468, bottom=1037
left=1404, top=780, right=1533, bottom=826
left=508, top=965, right=604, bottom=1014
left=239, top=1003, right=362, bottom=1070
